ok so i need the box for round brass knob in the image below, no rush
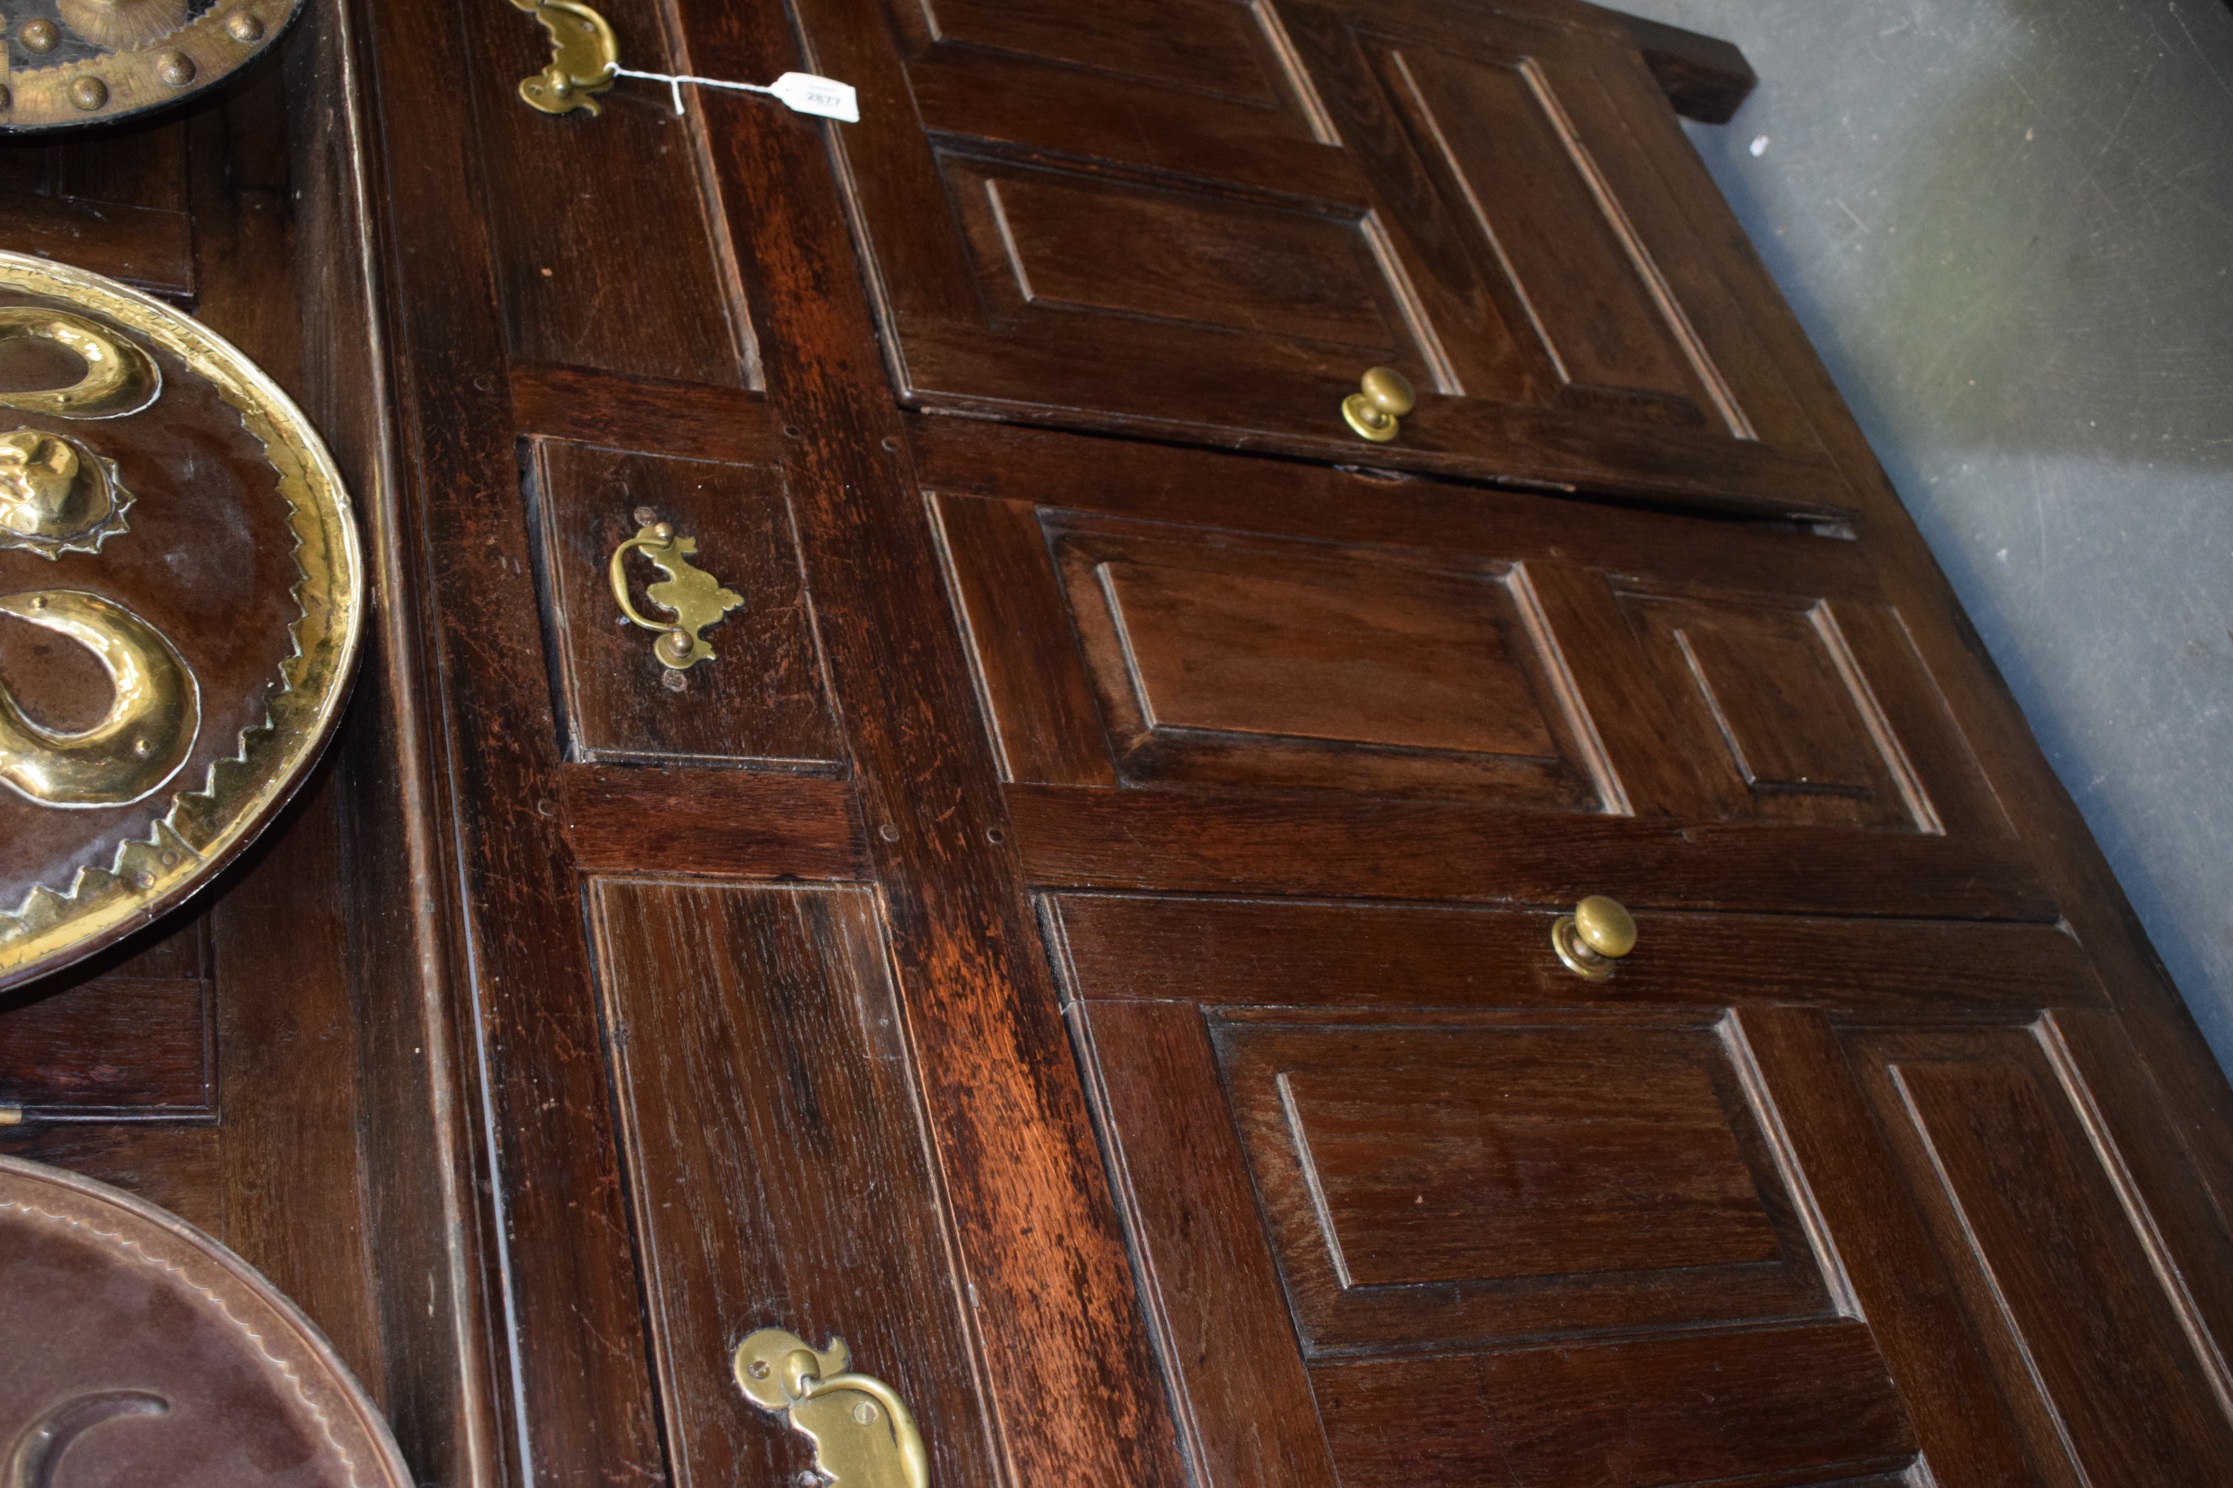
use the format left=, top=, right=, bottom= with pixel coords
left=1552, top=894, right=1637, bottom=980
left=1341, top=366, right=1417, bottom=443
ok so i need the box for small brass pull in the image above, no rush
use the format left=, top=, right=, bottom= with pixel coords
left=1340, top=365, right=1416, bottom=443
left=735, top=1328, right=928, bottom=1488
left=1552, top=895, right=1637, bottom=980
left=608, top=519, right=743, bottom=672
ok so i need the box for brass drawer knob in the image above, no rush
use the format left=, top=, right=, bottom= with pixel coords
left=1552, top=895, right=1637, bottom=980
left=1341, top=365, right=1416, bottom=443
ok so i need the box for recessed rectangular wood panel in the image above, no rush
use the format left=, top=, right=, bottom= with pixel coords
left=0, top=192, right=194, bottom=298
left=528, top=441, right=841, bottom=768
left=1624, top=588, right=1929, bottom=831
left=0, top=913, right=213, bottom=1117
left=1383, top=44, right=1711, bottom=422
left=1677, top=610, right=1881, bottom=793
left=0, top=977, right=212, bottom=1116
left=1050, top=522, right=1598, bottom=806
left=968, top=164, right=1404, bottom=354
left=0, top=119, right=194, bottom=296
left=1846, top=1024, right=2233, bottom=1485
left=1275, top=1041, right=1778, bottom=1285
left=1098, top=559, right=1556, bottom=755
left=1214, top=1014, right=1834, bottom=1350
left=0, top=1125, right=222, bottom=1233
left=1311, top=1323, right=1916, bottom=1488
left=589, top=879, right=1000, bottom=1488
left=919, top=0, right=1287, bottom=106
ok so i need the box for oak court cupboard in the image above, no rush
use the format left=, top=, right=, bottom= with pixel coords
left=3, top=0, right=2232, bottom=1484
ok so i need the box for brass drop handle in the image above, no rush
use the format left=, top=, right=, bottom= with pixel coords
left=735, top=1328, right=928, bottom=1488
left=1552, top=895, right=1637, bottom=980
left=513, top=0, right=620, bottom=116
left=1340, top=365, right=1417, bottom=443
left=608, top=517, right=744, bottom=675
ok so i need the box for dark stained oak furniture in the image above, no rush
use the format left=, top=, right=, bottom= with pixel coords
left=5, top=1, right=2232, bottom=1485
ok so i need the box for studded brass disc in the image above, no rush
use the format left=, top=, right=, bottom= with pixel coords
left=0, top=0, right=304, bottom=133
left=0, top=251, right=363, bottom=992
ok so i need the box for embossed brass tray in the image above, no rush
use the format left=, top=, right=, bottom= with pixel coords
left=0, top=251, right=362, bottom=992
left=0, top=0, right=304, bottom=132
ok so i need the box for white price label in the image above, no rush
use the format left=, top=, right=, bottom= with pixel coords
left=768, top=72, right=859, bottom=122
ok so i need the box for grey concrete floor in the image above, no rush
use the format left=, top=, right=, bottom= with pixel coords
left=1610, top=0, right=2233, bottom=1074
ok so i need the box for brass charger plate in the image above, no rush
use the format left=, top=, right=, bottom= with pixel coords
left=0, top=0, right=305, bottom=132
left=0, top=1153, right=413, bottom=1486
left=0, top=250, right=362, bottom=992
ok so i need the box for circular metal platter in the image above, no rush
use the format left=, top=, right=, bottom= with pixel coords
left=0, top=0, right=304, bottom=133
left=0, top=250, right=363, bottom=992
left=0, top=1153, right=414, bottom=1486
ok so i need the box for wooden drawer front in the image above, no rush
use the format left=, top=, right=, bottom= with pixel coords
left=1047, top=893, right=2109, bottom=1016
left=527, top=440, right=842, bottom=769
left=455, top=0, right=751, bottom=384
left=928, top=427, right=2037, bottom=918
left=806, top=0, right=1840, bottom=510
left=928, top=428, right=1986, bottom=826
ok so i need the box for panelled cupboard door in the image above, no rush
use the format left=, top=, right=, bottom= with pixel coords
left=802, top=0, right=1845, bottom=511
left=919, top=422, right=2042, bottom=923
left=1053, top=894, right=2233, bottom=1488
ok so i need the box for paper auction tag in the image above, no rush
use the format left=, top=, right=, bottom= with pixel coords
left=766, top=72, right=859, bottom=122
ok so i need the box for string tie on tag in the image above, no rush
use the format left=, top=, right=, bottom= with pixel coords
left=611, top=67, right=860, bottom=122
